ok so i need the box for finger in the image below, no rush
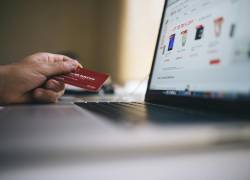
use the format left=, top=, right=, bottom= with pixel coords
left=16, top=93, right=33, bottom=104
left=33, top=88, right=63, bottom=103
left=48, top=53, right=82, bottom=70
left=39, top=53, right=81, bottom=77
left=45, top=79, right=65, bottom=92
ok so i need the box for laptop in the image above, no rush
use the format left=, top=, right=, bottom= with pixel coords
left=1, top=0, right=250, bottom=165
left=75, top=0, right=250, bottom=120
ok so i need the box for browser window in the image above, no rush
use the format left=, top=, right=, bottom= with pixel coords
left=150, top=0, right=250, bottom=99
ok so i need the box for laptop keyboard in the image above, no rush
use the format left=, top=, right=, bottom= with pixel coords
left=75, top=102, right=223, bottom=124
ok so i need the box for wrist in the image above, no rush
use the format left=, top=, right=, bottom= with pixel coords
left=0, top=65, right=6, bottom=93
left=0, top=65, right=12, bottom=105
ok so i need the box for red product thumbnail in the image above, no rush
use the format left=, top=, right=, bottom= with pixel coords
left=214, top=17, right=224, bottom=37
left=209, top=59, right=221, bottom=65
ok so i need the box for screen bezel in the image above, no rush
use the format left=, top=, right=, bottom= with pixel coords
left=145, top=0, right=250, bottom=114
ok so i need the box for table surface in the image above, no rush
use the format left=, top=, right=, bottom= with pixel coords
left=0, top=94, right=250, bottom=180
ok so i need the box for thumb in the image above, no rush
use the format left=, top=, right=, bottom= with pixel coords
left=39, top=54, right=79, bottom=77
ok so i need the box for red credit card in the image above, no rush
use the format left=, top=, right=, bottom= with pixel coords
left=53, top=67, right=109, bottom=92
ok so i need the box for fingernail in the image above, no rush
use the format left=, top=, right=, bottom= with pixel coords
left=78, top=63, right=83, bottom=68
left=73, top=59, right=83, bottom=68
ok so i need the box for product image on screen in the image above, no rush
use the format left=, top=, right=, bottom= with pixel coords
left=230, top=24, right=236, bottom=38
left=168, top=34, right=175, bottom=51
left=150, top=0, right=250, bottom=100
left=181, top=30, right=188, bottom=47
left=195, top=25, right=204, bottom=40
left=214, top=17, right=224, bottom=37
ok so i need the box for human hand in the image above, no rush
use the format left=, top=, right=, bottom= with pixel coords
left=0, top=53, right=80, bottom=105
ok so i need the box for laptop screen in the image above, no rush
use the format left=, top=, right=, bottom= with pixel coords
left=149, top=0, right=250, bottom=101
